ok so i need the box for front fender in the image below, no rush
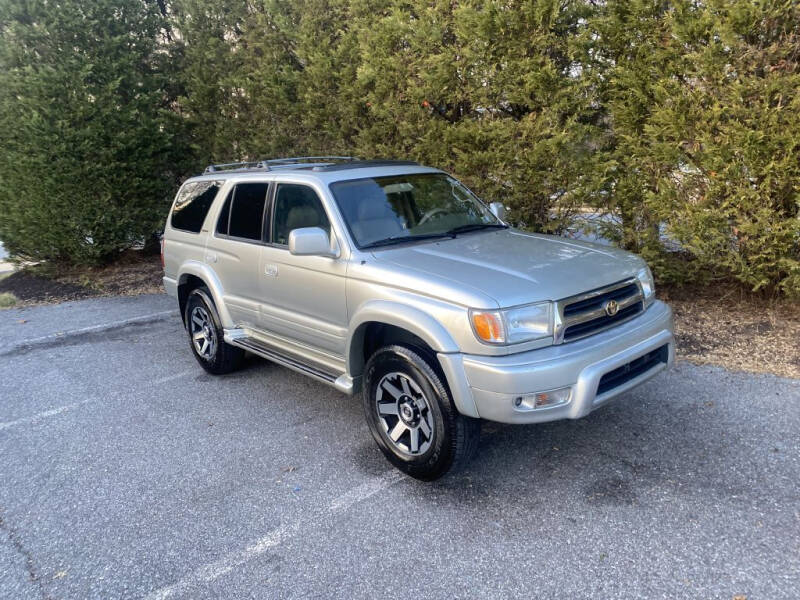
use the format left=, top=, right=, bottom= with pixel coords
left=346, top=301, right=480, bottom=418
left=347, top=300, right=460, bottom=368
left=177, top=261, right=234, bottom=328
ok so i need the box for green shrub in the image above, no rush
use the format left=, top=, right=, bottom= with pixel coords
left=0, top=0, right=190, bottom=265
left=0, top=292, right=17, bottom=309
left=172, top=0, right=601, bottom=232
left=350, top=0, right=601, bottom=233
left=586, top=0, right=800, bottom=295
left=1, top=0, right=797, bottom=295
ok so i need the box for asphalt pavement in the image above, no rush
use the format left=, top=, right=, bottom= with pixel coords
left=1, top=294, right=798, bottom=599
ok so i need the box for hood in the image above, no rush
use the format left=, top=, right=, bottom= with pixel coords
left=370, top=229, right=645, bottom=308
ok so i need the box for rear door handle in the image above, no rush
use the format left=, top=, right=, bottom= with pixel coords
left=205, top=253, right=217, bottom=263
left=264, top=264, right=278, bottom=277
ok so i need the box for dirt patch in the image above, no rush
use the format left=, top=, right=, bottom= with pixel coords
left=65, top=250, right=164, bottom=296
left=0, top=271, right=95, bottom=303
left=675, top=330, right=721, bottom=355
left=0, top=250, right=163, bottom=308
left=662, top=283, right=800, bottom=379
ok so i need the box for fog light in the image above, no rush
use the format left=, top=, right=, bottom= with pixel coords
left=512, top=387, right=572, bottom=411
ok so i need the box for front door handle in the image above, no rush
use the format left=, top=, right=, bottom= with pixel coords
left=264, top=264, right=278, bottom=277
left=205, top=253, right=218, bottom=264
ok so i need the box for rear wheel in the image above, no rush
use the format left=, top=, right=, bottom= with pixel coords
left=185, top=287, right=244, bottom=374
left=363, top=345, right=480, bottom=481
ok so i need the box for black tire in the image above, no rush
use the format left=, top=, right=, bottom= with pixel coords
left=184, top=286, right=244, bottom=375
left=363, top=345, right=480, bottom=481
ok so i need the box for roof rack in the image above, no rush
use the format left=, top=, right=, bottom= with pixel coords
left=203, top=156, right=358, bottom=174
left=312, top=159, right=420, bottom=172
left=262, top=156, right=357, bottom=165
left=203, top=161, right=262, bottom=174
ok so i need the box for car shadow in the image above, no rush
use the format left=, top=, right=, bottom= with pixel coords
left=240, top=358, right=776, bottom=516
left=357, top=384, right=771, bottom=514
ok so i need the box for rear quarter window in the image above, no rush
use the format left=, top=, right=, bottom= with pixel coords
left=170, top=180, right=223, bottom=233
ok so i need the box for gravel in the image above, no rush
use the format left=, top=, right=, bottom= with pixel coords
left=1, top=294, right=798, bottom=600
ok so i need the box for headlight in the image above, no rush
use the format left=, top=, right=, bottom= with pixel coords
left=637, top=265, right=655, bottom=306
left=504, top=302, right=553, bottom=343
left=470, top=302, right=553, bottom=345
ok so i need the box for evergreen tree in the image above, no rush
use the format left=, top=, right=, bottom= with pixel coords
left=587, top=0, right=800, bottom=293
left=171, top=0, right=361, bottom=162
left=1, top=0, right=795, bottom=294
left=0, top=0, right=188, bottom=264
left=351, top=0, right=599, bottom=232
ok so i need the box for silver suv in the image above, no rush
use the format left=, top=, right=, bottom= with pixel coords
left=162, top=157, right=675, bottom=480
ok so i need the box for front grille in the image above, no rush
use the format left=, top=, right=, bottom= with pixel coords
left=558, top=279, right=643, bottom=343
left=597, top=344, right=669, bottom=396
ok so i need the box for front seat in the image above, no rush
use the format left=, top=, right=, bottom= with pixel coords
left=349, top=197, right=405, bottom=245
left=286, top=204, right=323, bottom=233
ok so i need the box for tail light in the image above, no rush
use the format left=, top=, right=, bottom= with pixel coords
left=160, top=237, right=165, bottom=270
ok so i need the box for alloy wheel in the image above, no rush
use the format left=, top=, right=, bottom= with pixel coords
left=375, top=371, right=434, bottom=456
left=190, top=305, right=217, bottom=360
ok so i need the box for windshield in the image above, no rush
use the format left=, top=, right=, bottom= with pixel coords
left=329, top=173, right=504, bottom=248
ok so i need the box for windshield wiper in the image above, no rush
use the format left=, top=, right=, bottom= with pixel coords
left=361, top=233, right=453, bottom=249
left=362, top=224, right=507, bottom=249
left=446, top=223, right=508, bottom=236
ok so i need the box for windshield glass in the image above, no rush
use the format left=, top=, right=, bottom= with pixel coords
left=329, top=173, right=503, bottom=248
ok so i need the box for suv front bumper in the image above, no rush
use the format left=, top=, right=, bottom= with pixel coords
left=437, top=300, right=675, bottom=424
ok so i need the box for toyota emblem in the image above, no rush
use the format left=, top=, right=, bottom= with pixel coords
left=604, top=299, right=619, bottom=316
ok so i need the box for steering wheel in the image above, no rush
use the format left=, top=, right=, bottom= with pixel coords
left=418, top=207, right=450, bottom=226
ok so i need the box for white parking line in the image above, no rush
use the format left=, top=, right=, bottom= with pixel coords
left=0, top=399, right=94, bottom=431
left=329, top=469, right=404, bottom=513
left=146, top=523, right=295, bottom=600
left=0, top=369, right=196, bottom=432
left=150, top=369, right=197, bottom=386
left=144, top=470, right=405, bottom=600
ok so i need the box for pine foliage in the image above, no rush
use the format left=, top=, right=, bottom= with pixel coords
left=0, top=0, right=188, bottom=263
left=0, top=0, right=797, bottom=294
left=587, top=0, right=800, bottom=294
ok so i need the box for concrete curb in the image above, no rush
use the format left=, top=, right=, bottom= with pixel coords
left=0, top=309, right=178, bottom=355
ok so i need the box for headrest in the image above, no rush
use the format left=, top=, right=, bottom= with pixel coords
left=358, top=197, right=396, bottom=221
left=286, top=205, right=321, bottom=230
left=335, top=180, right=391, bottom=220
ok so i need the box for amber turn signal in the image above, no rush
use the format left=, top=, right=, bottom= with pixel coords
left=471, top=311, right=505, bottom=343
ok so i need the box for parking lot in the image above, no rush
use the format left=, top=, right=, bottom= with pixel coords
left=1, top=294, right=798, bottom=599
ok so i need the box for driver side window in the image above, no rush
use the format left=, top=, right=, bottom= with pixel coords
left=272, top=184, right=331, bottom=246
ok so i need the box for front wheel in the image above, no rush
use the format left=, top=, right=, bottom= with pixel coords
left=363, top=345, right=480, bottom=481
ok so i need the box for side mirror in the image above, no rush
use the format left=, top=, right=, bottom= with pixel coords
left=288, top=227, right=340, bottom=258
left=489, top=202, right=506, bottom=221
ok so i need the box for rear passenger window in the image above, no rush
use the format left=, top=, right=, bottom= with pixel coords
left=272, top=184, right=330, bottom=245
left=170, top=180, right=222, bottom=233
left=225, top=183, right=269, bottom=241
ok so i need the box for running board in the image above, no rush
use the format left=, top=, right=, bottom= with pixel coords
left=225, top=331, right=355, bottom=394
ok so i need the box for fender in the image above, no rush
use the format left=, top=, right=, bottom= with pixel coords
left=177, top=261, right=235, bottom=328
left=347, top=300, right=460, bottom=374
left=346, top=300, right=481, bottom=417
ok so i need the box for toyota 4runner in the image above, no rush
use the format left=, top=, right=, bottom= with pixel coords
left=162, top=157, right=675, bottom=480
